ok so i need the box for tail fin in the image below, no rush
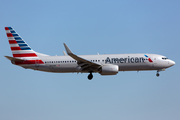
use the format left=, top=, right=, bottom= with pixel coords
left=5, top=27, right=39, bottom=58
left=5, top=27, right=46, bottom=65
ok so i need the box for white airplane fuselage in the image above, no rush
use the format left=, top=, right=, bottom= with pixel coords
left=18, top=53, right=174, bottom=73
left=5, top=27, right=175, bottom=80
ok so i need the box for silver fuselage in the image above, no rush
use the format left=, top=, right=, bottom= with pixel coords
left=18, top=53, right=175, bottom=73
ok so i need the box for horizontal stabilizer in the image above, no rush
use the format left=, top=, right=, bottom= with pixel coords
left=4, top=56, right=24, bottom=62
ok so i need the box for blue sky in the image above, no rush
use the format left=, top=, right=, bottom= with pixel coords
left=0, top=0, right=179, bottom=120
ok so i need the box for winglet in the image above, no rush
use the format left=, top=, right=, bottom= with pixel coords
left=63, top=51, right=67, bottom=56
left=63, top=43, right=73, bottom=55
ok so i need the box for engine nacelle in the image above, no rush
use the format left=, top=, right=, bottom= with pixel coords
left=99, top=64, right=119, bottom=75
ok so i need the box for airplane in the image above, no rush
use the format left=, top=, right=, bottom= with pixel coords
left=4, top=27, right=175, bottom=80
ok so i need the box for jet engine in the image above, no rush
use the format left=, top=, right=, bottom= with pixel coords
left=99, top=64, right=119, bottom=75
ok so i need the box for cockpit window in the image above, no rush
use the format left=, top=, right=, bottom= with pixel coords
left=162, top=57, right=168, bottom=60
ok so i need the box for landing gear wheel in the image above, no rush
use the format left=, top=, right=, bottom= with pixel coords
left=88, top=73, right=93, bottom=80
left=156, top=73, right=160, bottom=77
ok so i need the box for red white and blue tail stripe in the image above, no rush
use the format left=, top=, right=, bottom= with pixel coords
left=5, top=27, right=44, bottom=65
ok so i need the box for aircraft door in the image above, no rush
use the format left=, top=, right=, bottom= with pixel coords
left=152, top=57, right=157, bottom=68
left=153, top=57, right=157, bottom=64
left=35, top=60, right=39, bottom=67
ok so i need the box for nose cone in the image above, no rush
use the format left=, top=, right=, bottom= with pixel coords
left=169, top=60, right=175, bottom=67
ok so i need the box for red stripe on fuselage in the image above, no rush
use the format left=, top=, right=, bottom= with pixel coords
left=15, top=60, right=44, bottom=65
left=9, top=40, right=17, bottom=44
left=6, top=33, right=13, bottom=37
left=13, top=53, right=37, bottom=57
left=11, top=47, right=21, bottom=50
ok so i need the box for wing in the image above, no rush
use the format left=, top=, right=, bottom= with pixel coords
left=63, top=43, right=102, bottom=72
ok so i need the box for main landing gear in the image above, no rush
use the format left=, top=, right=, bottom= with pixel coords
left=88, top=72, right=93, bottom=80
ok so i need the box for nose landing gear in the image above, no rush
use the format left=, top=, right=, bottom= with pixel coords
left=156, top=72, right=160, bottom=77
left=156, top=70, right=160, bottom=77
left=88, top=72, right=93, bottom=80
